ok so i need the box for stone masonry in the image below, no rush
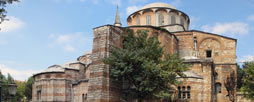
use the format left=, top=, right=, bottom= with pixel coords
left=32, top=2, right=245, bottom=102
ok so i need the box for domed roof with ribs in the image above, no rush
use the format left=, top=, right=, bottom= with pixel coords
left=141, top=2, right=176, bottom=10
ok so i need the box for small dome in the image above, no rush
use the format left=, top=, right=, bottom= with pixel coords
left=43, top=65, right=65, bottom=73
left=142, top=2, right=176, bottom=10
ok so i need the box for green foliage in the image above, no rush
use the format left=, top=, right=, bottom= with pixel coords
left=0, top=72, right=33, bottom=102
left=24, top=77, right=34, bottom=100
left=224, top=71, right=236, bottom=102
left=15, top=80, right=26, bottom=102
left=241, top=62, right=254, bottom=99
left=237, top=64, right=244, bottom=90
left=103, top=29, right=188, bottom=101
left=0, top=0, right=19, bottom=24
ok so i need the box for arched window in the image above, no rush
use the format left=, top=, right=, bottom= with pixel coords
left=178, top=86, right=181, bottom=99
left=136, top=17, right=140, bottom=25
left=171, top=15, right=176, bottom=24
left=37, top=90, right=41, bottom=101
left=178, top=86, right=191, bottom=100
left=82, top=94, right=85, bottom=102
left=182, top=86, right=186, bottom=99
left=146, top=15, right=151, bottom=25
left=215, top=83, right=222, bottom=94
left=187, top=86, right=191, bottom=99
left=82, top=93, right=87, bottom=102
left=158, top=14, right=164, bottom=26
left=215, top=72, right=218, bottom=80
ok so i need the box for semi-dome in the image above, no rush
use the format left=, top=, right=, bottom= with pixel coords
left=141, top=2, right=176, bottom=10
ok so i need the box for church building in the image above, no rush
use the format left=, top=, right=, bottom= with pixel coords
left=32, top=2, right=237, bottom=102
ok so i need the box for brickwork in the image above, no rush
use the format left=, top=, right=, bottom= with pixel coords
left=32, top=79, right=71, bottom=102
left=32, top=59, right=90, bottom=102
left=73, top=80, right=89, bottom=102
left=87, top=25, right=123, bottom=102
left=32, top=3, right=239, bottom=102
left=174, top=31, right=237, bottom=102
left=128, top=26, right=178, bottom=55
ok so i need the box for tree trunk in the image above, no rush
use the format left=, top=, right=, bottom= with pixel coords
left=138, top=98, right=143, bottom=102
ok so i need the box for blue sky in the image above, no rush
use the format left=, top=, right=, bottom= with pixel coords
left=0, top=0, right=254, bottom=81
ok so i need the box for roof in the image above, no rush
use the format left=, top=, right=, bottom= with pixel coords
left=84, top=50, right=92, bottom=55
left=174, top=30, right=237, bottom=41
left=177, top=71, right=203, bottom=79
left=142, top=2, right=176, bottom=10
left=183, top=71, right=203, bottom=79
left=33, top=60, right=85, bottom=76
left=39, top=65, right=65, bottom=73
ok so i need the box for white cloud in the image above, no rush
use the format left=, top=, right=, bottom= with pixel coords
left=239, top=55, right=254, bottom=63
left=0, top=64, right=39, bottom=81
left=248, top=15, right=254, bottom=21
left=0, top=16, right=25, bottom=32
left=64, top=44, right=75, bottom=52
left=201, top=22, right=249, bottom=36
left=48, top=32, right=92, bottom=52
left=56, top=34, right=72, bottom=44
left=126, top=5, right=141, bottom=15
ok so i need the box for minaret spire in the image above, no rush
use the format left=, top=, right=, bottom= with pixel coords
left=114, top=5, right=122, bottom=27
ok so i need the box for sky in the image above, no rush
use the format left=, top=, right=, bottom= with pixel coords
left=0, top=0, right=254, bottom=81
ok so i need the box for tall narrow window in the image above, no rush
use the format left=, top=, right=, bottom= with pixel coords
left=37, top=90, right=41, bottom=101
left=178, top=86, right=181, bottom=99
left=187, top=86, right=191, bottom=99
left=146, top=15, right=151, bottom=25
left=215, top=83, right=222, bottom=94
left=206, top=50, right=212, bottom=58
left=215, top=72, right=218, bottom=80
left=82, top=93, right=87, bottom=102
left=158, top=14, right=164, bottom=26
left=136, top=17, right=140, bottom=25
left=171, top=15, right=176, bottom=24
left=182, top=86, right=186, bottom=99
left=82, top=94, right=85, bottom=102
left=178, top=86, right=191, bottom=100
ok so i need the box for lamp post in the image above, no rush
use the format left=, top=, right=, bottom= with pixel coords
left=8, top=82, right=17, bottom=102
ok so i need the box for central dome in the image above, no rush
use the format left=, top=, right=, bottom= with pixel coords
left=127, top=2, right=189, bottom=32
left=141, top=2, right=176, bottom=10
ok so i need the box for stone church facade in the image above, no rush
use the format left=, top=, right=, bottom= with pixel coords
left=32, top=2, right=238, bottom=102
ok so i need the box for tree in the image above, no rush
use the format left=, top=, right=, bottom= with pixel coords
left=24, top=77, right=34, bottom=101
left=237, top=64, right=244, bottom=89
left=0, top=72, right=27, bottom=102
left=241, top=62, right=254, bottom=99
left=0, top=0, right=19, bottom=25
left=15, top=80, right=26, bottom=102
left=103, top=29, right=188, bottom=102
left=224, top=71, right=236, bottom=102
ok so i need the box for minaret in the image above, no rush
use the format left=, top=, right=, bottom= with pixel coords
left=114, top=6, right=122, bottom=27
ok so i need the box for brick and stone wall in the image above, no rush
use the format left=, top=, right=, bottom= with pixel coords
left=32, top=78, right=72, bottom=102
left=87, top=25, right=123, bottom=102
left=174, top=31, right=237, bottom=102
left=73, top=80, right=89, bottom=102
left=32, top=63, right=86, bottom=102
left=128, top=26, right=178, bottom=55
left=176, top=60, right=215, bottom=102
